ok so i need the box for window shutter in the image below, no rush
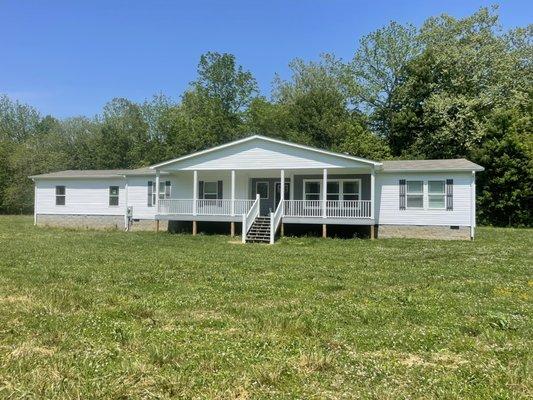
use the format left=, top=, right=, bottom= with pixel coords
left=198, top=181, right=204, bottom=199
left=399, top=179, right=406, bottom=210
left=446, top=179, right=453, bottom=211
left=147, top=181, right=153, bottom=206
left=165, top=180, right=171, bottom=198
left=217, top=180, right=223, bottom=199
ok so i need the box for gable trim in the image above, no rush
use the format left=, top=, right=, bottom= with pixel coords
left=150, top=135, right=381, bottom=169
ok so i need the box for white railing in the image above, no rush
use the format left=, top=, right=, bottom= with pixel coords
left=159, top=199, right=194, bottom=215
left=284, top=200, right=372, bottom=218
left=283, top=200, right=322, bottom=217
left=158, top=199, right=254, bottom=216
left=242, top=194, right=260, bottom=243
left=270, top=200, right=284, bottom=244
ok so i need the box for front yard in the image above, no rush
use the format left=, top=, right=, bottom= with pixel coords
left=0, top=216, right=531, bottom=398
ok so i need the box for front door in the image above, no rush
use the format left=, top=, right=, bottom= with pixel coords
left=275, top=182, right=290, bottom=209
left=255, top=181, right=271, bottom=215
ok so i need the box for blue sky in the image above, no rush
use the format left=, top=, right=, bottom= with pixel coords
left=1, top=1, right=531, bottom=118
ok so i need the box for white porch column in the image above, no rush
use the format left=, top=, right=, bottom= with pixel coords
left=370, top=168, right=375, bottom=220
left=231, top=170, right=235, bottom=216
left=155, top=170, right=160, bottom=214
left=192, top=170, right=198, bottom=216
left=322, top=168, right=327, bottom=218
left=280, top=169, right=285, bottom=201
left=289, top=172, right=294, bottom=200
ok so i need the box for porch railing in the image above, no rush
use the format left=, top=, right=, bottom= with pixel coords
left=158, top=199, right=254, bottom=216
left=270, top=200, right=284, bottom=244
left=242, top=195, right=260, bottom=243
left=158, top=199, right=372, bottom=219
left=284, top=200, right=372, bottom=218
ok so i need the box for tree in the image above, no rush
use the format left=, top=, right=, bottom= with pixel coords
left=346, top=21, right=421, bottom=137
left=473, top=105, right=532, bottom=226
left=388, top=7, right=530, bottom=158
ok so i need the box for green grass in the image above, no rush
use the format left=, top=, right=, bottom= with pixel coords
left=0, top=216, right=531, bottom=399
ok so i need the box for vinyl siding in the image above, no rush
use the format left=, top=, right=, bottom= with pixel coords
left=35, top=178, right=126, bottom=216
left=376, top=172, right=474, bottom=226
left=160, top=139, right=371, bottom=171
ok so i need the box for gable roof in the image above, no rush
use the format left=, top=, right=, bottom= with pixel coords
left=150, top=135, right=382, bottom=169
left=380, top=159, right=484, bottom=172
left=29, top=167, right=157, bottom=179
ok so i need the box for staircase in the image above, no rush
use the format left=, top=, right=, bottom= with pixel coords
left=245, top=216, right=271, bottom=243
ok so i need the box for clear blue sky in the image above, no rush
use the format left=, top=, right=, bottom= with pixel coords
left=1, top=0, right=531, bottom=118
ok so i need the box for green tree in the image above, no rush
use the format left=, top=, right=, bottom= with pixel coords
left=473, top=105, right=532, bottom=226
left=346, top=21, right=421, bottom=137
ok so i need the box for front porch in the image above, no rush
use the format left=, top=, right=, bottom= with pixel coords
left=153, top=167, right=376, bottom=243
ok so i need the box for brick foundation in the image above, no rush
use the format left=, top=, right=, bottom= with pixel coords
left=377, top=225, right=471, bottom=240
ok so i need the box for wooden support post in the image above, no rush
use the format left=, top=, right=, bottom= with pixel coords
left=322, top=224, right=327, bottom=238
left=230, top=222, right=235, bottom=237
left=280, top=223, right=284, bottom=237
left=370, top=225, right=375, bottom=240
left=155, top=220, right=160, bottom=232
left=192, top=220, right=197, bottom=235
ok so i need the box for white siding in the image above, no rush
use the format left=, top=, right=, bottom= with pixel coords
left=35, top=178, right=126, bottom=216
left=126, top=176, right=156, bottom=219
left=160, top=139, right=371, bottom=171
left=376, top=172, right=474, bottom=226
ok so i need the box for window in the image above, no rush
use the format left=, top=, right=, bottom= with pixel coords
left=428, top=180, right=446, bottom=209
left=256, top=182, right=269, bottom=199
left=203, top=181, right=218, bottom=200
left=406, top=180, right=423, bottom=209
left=148, top=180, right=171, bottom=207
left=304, top=181, right=321, bottom=201
left=304, top=179, right=361, bottom=201
left=55, top=186, right=65, bottom=205
left=109, top=186, right=119, bottom=206
left=342, top=181, right=360, bottom=201
left=326, top=182, right=339, bottom=200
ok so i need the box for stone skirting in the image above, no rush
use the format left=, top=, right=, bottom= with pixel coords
left=377, top=225, right=472, bottom=240
left=36, top=214, right=125, bottom=230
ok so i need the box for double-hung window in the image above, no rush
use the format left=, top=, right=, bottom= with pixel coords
left=55, top=186, right=65, bottom=205
left=148, top=180, right=171, bottom=207
left=428, top=180, right=446, bottom=209
left=342, top=181, right=360, bottom=201
left=406, top=181, right=424, bottom=209
left=203, top=181, right=218, bottom=200
left=326, top=182, right=340, bottom=200
left=109, top=186, right=119, bottom=206
left=304, top=181, right=321, bottom=201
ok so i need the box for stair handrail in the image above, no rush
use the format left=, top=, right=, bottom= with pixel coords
left=242, top=194, right=260, bottom=243
left=270, top=199, right=284, bottom=244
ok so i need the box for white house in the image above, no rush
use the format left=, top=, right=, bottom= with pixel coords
left=30, top=135, right=484, bottom=242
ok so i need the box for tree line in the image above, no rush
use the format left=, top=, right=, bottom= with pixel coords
left=0, top=7, right=531, bottom=226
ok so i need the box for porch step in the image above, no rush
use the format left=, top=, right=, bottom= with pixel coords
left=246, top=215, right=271, bottom=243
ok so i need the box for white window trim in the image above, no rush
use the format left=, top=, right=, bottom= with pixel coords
left=149, top=180, right=171, bottom=206
left=303, top=179, right=321, bottom=202
left=55, top=186, right=66, bottom=206
left=203, top=181, right=219, bottom=200
left=405, top=180, right=424, bottom=210
left=428, top=180, right=446, bottom=210
left=255, top=181, right=269, bottom=199
left=302, top=178, right=362, bottom=201
left=109, top=186, right=120, bottom=207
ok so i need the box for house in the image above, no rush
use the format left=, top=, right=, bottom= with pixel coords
left=30, top=135, right=484, bottom=242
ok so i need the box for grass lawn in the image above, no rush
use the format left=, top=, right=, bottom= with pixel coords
left=0, top=216, right=531, bottom=399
